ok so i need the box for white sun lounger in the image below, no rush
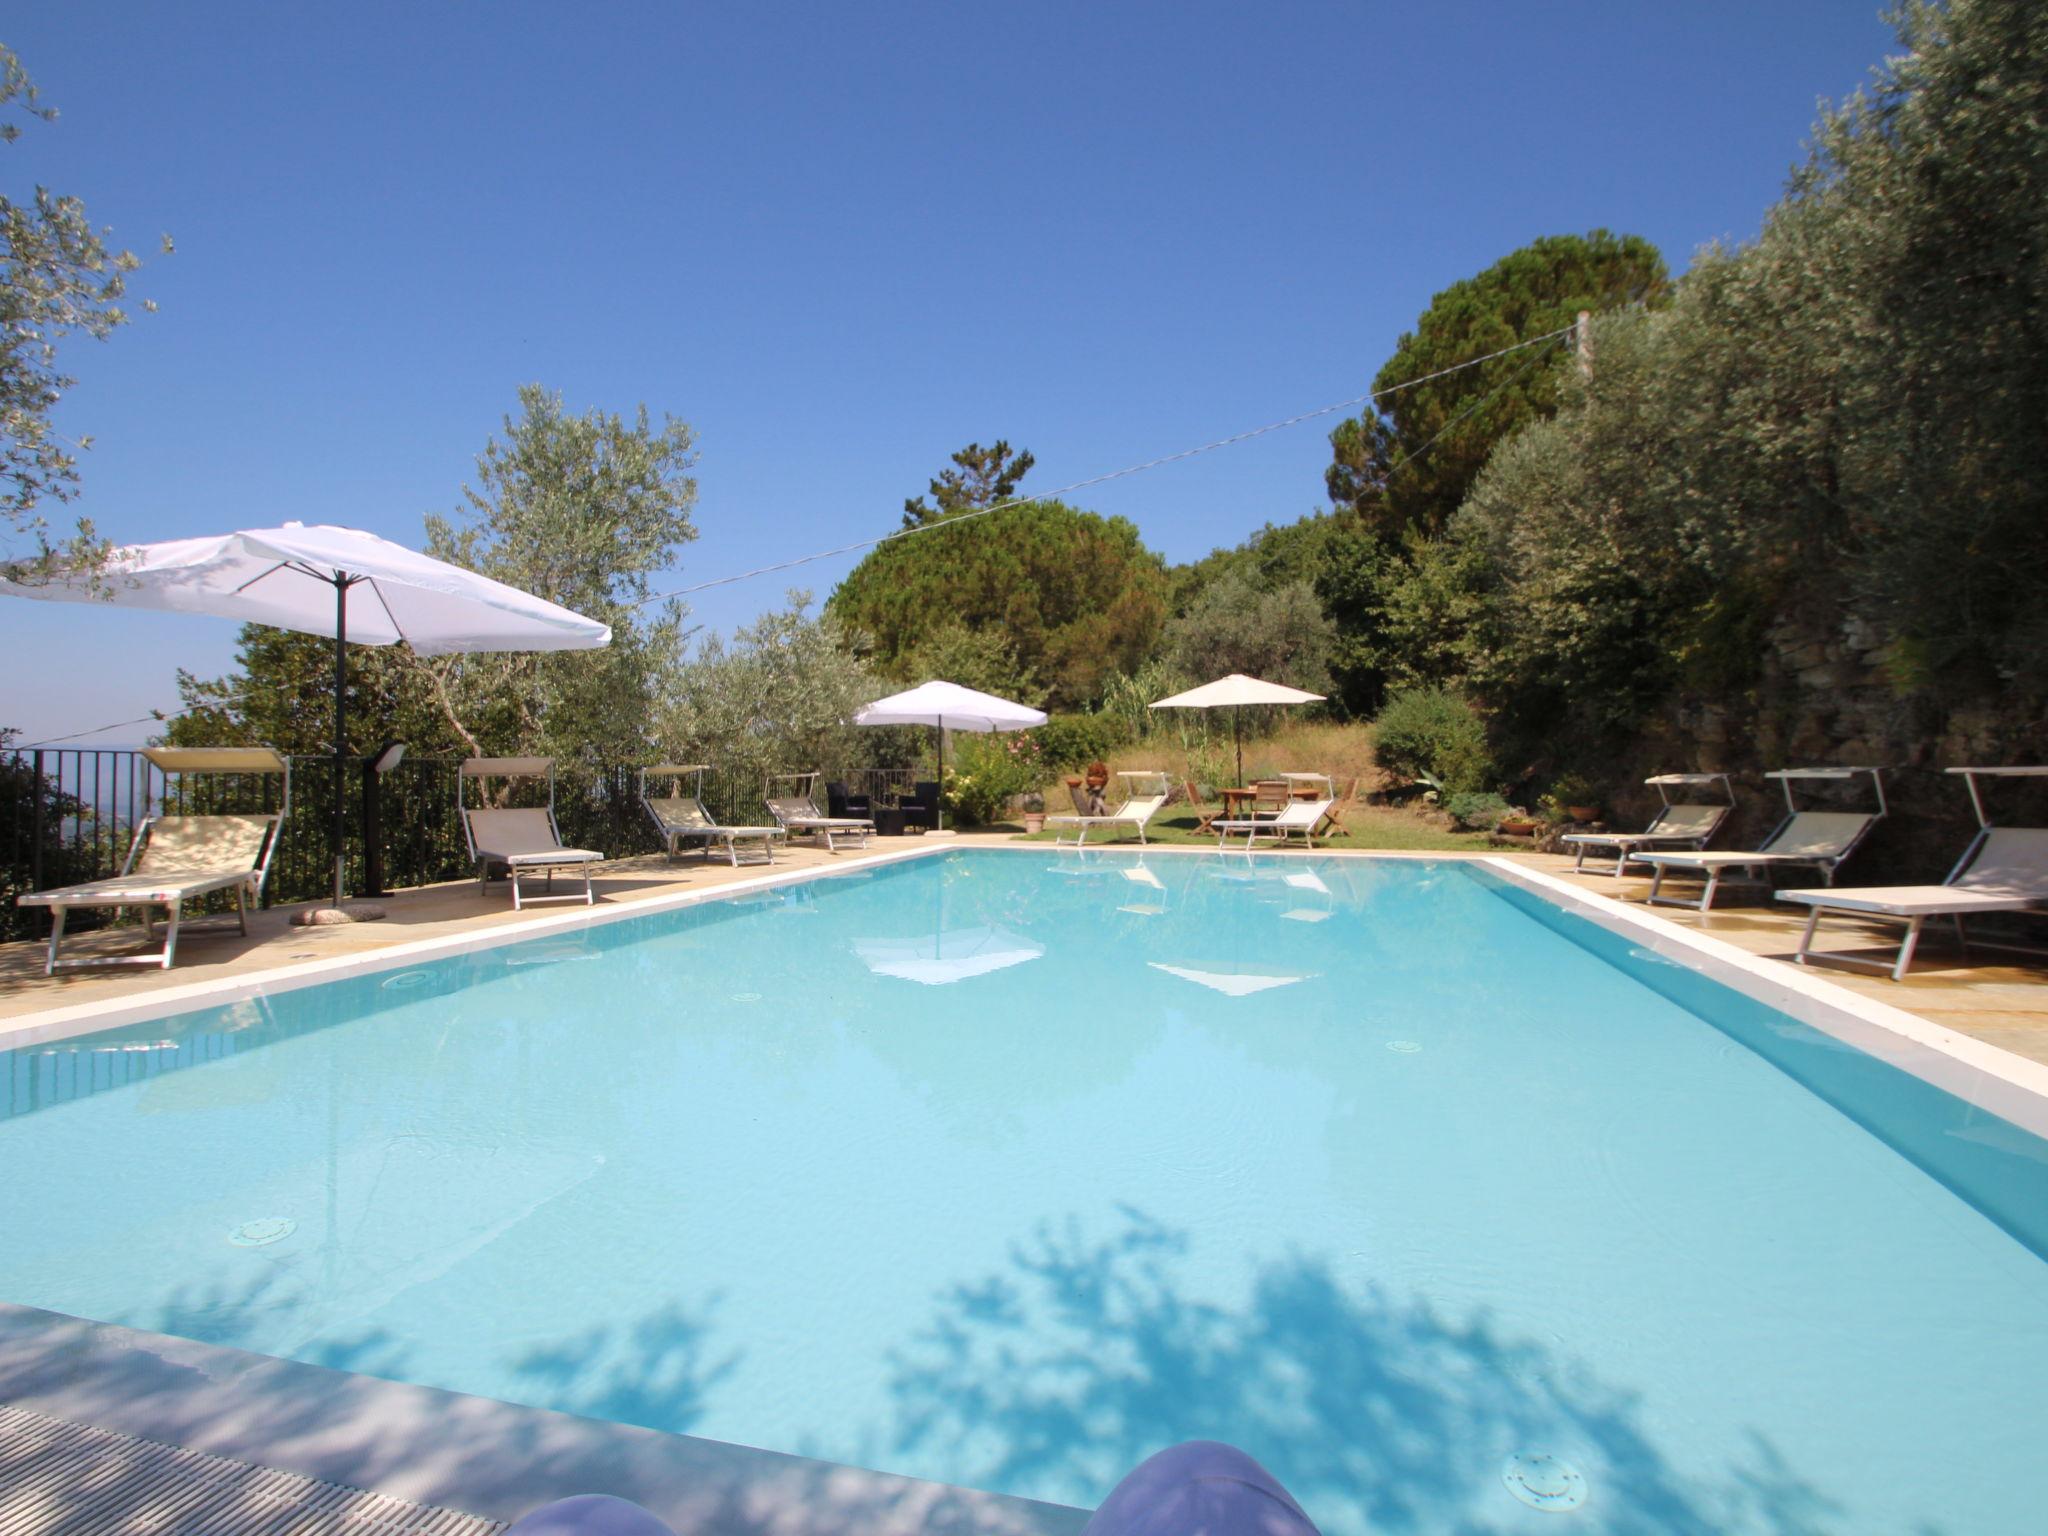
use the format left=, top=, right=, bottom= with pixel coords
left=461, top=757, right=604, bottom=909
left=16, top=747, right=289, bottom=975
left=1213, top=797, right=1335, bottom=850
left=1559, top=773, right=1734, bottom=875
left=1638, top=767, right=1884, bottom=911
left=1778, top=767, right=2048, bottom=980
left=639, top=764, right=781, bottom=867
left=766, top=772, right=873, bottom=851
left=1051, top=771, right=1170, bottom=847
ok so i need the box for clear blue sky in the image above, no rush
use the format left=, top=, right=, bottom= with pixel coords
left=4, top=0, right=1896, bottom=746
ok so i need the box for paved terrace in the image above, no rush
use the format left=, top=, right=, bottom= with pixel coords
left=1, top=834, right=2043, bottom=1066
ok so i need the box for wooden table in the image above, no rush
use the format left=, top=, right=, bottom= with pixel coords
left=1217, top=788, right=1259, bottom=824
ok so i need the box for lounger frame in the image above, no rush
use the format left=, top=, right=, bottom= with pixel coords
left=638, top=764, right=781, bottom=867
left=1642, top=767, right=1886, bottom=911
left=1213, top=798, right=1334, bottom=851
left=1561, top=773, right=1734, bottom=876
left=1780, top=767, right=2048, bottom=980
left=766, top=772, right=873, bottom=851
left=16, top=747, right=290, bottom=975
left=1051, top=771, right=1170, bottom=848
left=460, top=757, right=603, bottom=909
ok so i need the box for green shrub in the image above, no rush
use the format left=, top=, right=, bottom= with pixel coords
left=1371, top=688, right=1492, bottom=793
left=942, top=732, right=1045, bottom=826
left=1032, top=712, right=1125, bottom=772
left=1443, top=790, right=1513, bottom=830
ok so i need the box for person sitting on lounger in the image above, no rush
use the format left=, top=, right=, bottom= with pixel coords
left=1084, top=761, right=1111, bottom=816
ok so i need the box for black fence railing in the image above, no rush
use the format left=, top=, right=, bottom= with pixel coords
left=0, top=749, right=773, bottom=941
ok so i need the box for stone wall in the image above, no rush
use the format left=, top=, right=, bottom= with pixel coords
left=1595, top=607, right=2048, bottom=885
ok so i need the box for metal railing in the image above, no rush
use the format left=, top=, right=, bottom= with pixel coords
left=0, top=749, right=774, bottom=940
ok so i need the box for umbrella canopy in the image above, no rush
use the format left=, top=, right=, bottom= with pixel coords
left=0, top=523, right=611, bottom=654
left=854, top=680, right=1047, bottom=732
left=1, top=522, right=610, bottom=911
left=1149, top=672, right=1325, bottom=785
left=853, top=680, right=1047, bottom=831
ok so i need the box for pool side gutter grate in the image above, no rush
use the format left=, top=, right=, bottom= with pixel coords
left=0, top=1402, right=506, bottom=1533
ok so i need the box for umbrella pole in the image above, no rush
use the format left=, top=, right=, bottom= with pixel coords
left=936, top=716, right=945, bottom=833
left=332, top=573, right=349, bottom=909
left=1235, top=704, right=1243, bottom=785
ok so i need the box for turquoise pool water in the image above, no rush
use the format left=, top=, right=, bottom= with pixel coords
left=3, top=850, right=2046, bottom=1535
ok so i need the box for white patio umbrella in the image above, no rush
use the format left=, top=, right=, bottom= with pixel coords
left=1149, top=672, right=1326, bottom=785
left=0, top=522, right=610, bottom=914
left=853, top=680, right=1047, bottom=831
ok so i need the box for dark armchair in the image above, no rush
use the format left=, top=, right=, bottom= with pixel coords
left=901, top=779, right=942, bottom=831
left=825, top=781, right=871, bottom=820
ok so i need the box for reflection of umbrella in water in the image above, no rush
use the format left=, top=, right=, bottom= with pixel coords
left=1149, top=962, right=1314, bottom=997
left=856, top=925, right=1045, bottom=986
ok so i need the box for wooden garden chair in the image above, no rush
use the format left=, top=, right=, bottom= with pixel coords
left=1318, top=777, right=1360, bottom=837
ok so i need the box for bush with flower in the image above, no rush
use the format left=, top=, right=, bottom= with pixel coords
left=942, top=732, right=1044, bottom=825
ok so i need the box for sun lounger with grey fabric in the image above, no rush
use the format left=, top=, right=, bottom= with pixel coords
left=1638, top=767, right=1885, bottom=911
left=639, top=764, right=781, bottom=867
left=461, top=757, right=605, bottom=909
left=1777, top=766, right=2048, bottom=980
left=1051, top=771, right=1171, bottom=847
left=16, top=747, right=289, bottom=975
left=766, top=772, right=873, bottom=851
left=1559, top=773, right=1735, bottom=875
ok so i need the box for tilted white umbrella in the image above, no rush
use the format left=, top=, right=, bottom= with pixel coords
left=1149, top=672, right=1325, bottom=784
left=853, top=680, right=1047, bottom=831
left=1, top=522, right=610, bottom=912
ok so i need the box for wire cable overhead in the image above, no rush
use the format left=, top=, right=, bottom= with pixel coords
left=642, top=323, right=1578, bottom=603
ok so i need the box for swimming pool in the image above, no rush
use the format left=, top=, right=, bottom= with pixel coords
left=3, top=849, right=2045, bottom=1535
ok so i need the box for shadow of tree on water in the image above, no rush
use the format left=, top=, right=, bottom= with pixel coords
left=888, top=1209, right=1879, bottom=1536
left=141, top=1266, right=739, bottom=1436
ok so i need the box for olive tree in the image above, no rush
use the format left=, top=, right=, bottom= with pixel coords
left=2, top=46, right=170, bottom=580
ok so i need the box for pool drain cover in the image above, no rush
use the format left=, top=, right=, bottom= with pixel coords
left=380, top=970, right=430, bottom=991
left=229, top=1217, right=296, bottom=1248
left=1386, top=1039, right=1422, bottom=1053
left=1501, top=1452, right=1587, bottom=1511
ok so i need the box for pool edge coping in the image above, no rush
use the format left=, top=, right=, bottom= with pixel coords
left=1481, top=855, right=2048, bottom=1130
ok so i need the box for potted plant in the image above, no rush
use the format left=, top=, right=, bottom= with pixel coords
left=1020, top=791, right=1046, bottom=834
left=1547, top=771, right=1601, bottom=823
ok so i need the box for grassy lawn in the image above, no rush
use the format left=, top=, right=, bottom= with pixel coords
left=995, top=801, right=1497, bottom=852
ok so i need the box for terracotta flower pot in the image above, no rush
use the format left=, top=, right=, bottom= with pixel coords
left=1497, top=817, right=1539, bottom=837
left=1568, top=805, right=1600, bottom=822
left=1022, top=812, right=1046, bottom=833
